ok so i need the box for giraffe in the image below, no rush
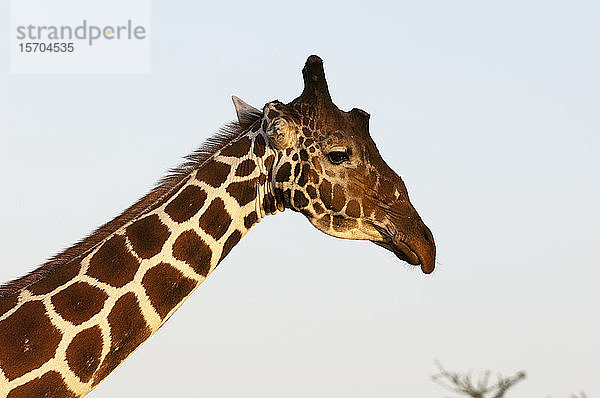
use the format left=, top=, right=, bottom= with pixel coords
left=0, top=55, right=435, bottom=397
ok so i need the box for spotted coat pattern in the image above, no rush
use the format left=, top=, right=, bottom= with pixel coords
left=0, top=126, right=276, bottom=397
left=0, top=55, right=435, bottom=398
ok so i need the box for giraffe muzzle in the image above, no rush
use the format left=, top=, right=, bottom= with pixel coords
left=373, top=221, right=436, bottom=274
left=394, top=226, right=436, bottom=274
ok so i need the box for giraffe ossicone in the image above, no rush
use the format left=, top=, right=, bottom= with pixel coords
left=0, top=55, right=435, bottom=397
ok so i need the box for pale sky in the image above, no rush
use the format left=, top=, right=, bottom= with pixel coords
left=1, top=1, right=599, bottom=397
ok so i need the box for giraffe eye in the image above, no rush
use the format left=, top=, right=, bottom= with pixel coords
left=327, top=150, right=350, bottom=165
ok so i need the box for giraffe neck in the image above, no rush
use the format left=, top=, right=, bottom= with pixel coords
left=0, top=126, right=278, bottom=397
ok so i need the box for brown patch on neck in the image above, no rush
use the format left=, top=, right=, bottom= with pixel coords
left=7, top=371, right=76, bottom=398
left=172, top=230, right=212, bottom=277
left=92, top=292, right=150, bottom=386
left=142, top=262, right=196, bottom=320
left=0, top=294, right=18, bottom=317
left=66, top=326, right=103, bottom=383
left=0, top=301, right=62, bottom=381
left=0, top=110, right=262, bottom=298
left=51, top=282, right=108, bottom=325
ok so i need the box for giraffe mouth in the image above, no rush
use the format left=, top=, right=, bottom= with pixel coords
left=374, top=240, right=420, bottom=267
left=372, top=224, right=435, bottom=274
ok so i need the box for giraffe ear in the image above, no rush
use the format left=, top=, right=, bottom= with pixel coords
left=266, top=117, right=297, bottom=150
left=232, top=96, right=259, bottom=123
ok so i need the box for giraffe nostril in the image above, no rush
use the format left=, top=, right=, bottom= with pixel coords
left=423, top=226, right=434, bottom=244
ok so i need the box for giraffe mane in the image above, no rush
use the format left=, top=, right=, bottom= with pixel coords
left=0, top=110, right=262, bottom=297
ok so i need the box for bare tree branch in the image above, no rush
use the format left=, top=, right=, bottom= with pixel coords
left=431, top=361, right=526, bottom=398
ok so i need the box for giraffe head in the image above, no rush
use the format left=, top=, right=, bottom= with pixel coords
left=236, top=55, right=436, bottom=273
